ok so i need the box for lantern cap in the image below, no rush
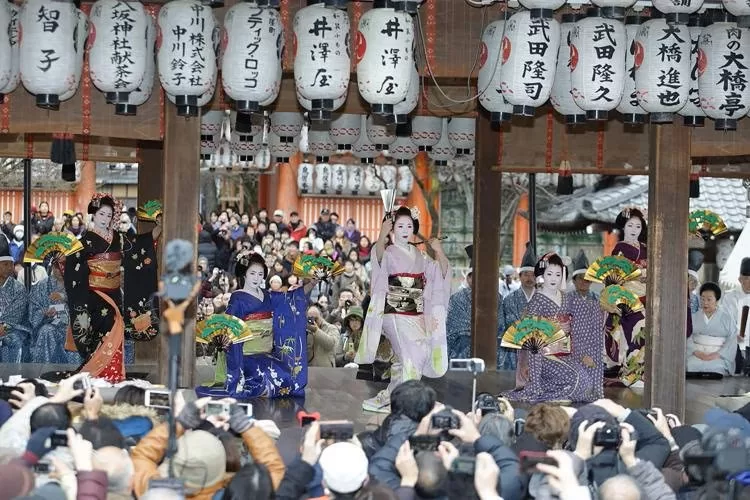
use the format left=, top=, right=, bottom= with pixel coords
left=490, top=111, right=512, bottom=125
left=396, top=122, right=412, bottom=136
left=105, top=92, right=131, bottom=105
left=337, top=144, right=352, bottom=150
left=324, top=0, right=349, bottom=9
left=513, top=105, right=535, bottom=117
left=650, top=112, right=674, bottom=124
left=62, top=163, right=76, bottom=183
left=687, top=13, right=703, bottom=27
left=239, top=155, right=254, bottom=162
left=683, top=115, right=705, bottom=127
left=708, top=10, right=736, bottom=24
left=309, top=109, right=333, bottom=122
left=434, top=160, right=448, bottom=167
left=620, top=113, right=646, bottom=125
left=624, top=14, right=648, bottom=25
left=565, top=114, right=587, bottom=126
left=235, top=100, right=261, bottom=114
left=586, top=110, right=608, bottom=121
left=714, top=118, right=737, bottom=131
left=561, top=13, right=583, bottom=23
left=456, top=148, right=472, bottom=155
left=598, top=6, right=626, bottom=20
left=664, top=12, right=691, bottom=25
left=738, top=16, right=750, bottom=28
left=395, top=0, right=422, bottom=14
left=256, top=0, right=280, bottom=8
left=395, top=159, right=410, bottom=165
left=280, top=136, right=294, bottom=143
left=311, top=99, right=334, bottom=111
left=275, top=156, right=290, bottom=162
left=200, top=154, right=212, bottom=160
left=373, top=0, right=400, bottom=8
left=417, top=145, right=433, bottom=152
left=586, top=7, right=605, bottom=18
left=316, top=156, right=330, bottom=162
left=202, top=0, right=224, bottom=6
left=36, top=94, right=60, bottom=110
left=374, top=144, right=390, bottom=151
left=393, top=114, right=409, bottom=125
left=529, top=8, right=554, bottom=19
left=360, top=157, right=374, bottom=164
left=175, top=95, right=199, bottom=117
left=371, top=103, right=395, bottom=116
left=115, top=103, right=137, bottom=116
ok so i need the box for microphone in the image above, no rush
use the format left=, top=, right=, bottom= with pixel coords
left=160, top=239, right=198, bottom=303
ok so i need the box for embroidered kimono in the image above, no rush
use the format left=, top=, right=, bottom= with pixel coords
left=355, top=245, right=451, bottom=390
left=29, top=275, right=82, bottom=365
left=446, top=287, right=504, bottom=360
left=196, top=287, right=308, bottom=399
left=605, top=241, right=647, bottom=386
left=501, top=287, right=534, bottom=375
left=0, top=276, right=31, bottom=363
left=64, top=230, right=158, bottom=382
left=687, top=307, right=737, bottom=375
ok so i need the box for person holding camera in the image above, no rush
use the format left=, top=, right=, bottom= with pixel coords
left=306, top=305, right=341, bottom=368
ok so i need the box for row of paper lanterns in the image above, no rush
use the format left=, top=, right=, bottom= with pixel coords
left=297, top=163, right=414, bottom=197
left=479, top=7, right=750, bottom=130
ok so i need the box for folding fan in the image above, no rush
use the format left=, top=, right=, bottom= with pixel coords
left=195, top=314, right=253, bottom=352
left=689, top=210, right=728, bottom=240
left=585, top=255, right=642, bottom=286
left=600, top=285, right=644, bottom=316
left=292, top=255, right=345, bottom=281
left=137, top=199, right=163, bottom=222
left=501, top=316, right=568, bottom=355
left=23, top=232, right=84, bottom=264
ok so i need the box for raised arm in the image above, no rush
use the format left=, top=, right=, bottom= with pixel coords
left=373, top=218, right=393, bottom=265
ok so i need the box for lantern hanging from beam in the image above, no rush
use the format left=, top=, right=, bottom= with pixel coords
left=231, top=129, right=263, bottom=169
left=392, top=62, right=419, bottom=124
left=397, top=164, right=414, bottom=197
left=356, top=4, right=414, bottom=115
left=551, top=14, right=586, bottom=124
left=499, top=11, right=560, bottom=117
left=410, top=115, right=442, bottom=151
left=308, top=128, right=338, bottom=159
left=428, top=118, right=456, bottom=167
left=347, top=164, right=364, bottom=195
left=270, top=129, right=299, bottom=164
left=59, top=8, right=88, bottom=104
left=652, top=0, right=704, bottom=25
left=330, top=162, right=348, bottom=194
left=678, top=14, right=706, bottom=127
left=569, top=9, right=626, bottom=121
left=271, top=112, right=304, bottom=141
left=297, top=90, right=346, bottom=123
left=158, top=0, right=217, bottom=117
left=447, top=117, right=475, bottom=156
left=698, top=12, right=750, bottom=130
left=314, top=161, right=332, bottom=195
left=367, top=114, right=396, bottom=152
left=723, top=0, right=750, bottom=28
left=634, top=18, right=690, bottom=123
left=329, top=113, right=361, bottom=152
left=390, top=135, right=418, bottom=165
left=294, top=2, right=350, bottom=121
left=117, top=12, right=156, bottom=116
left=89, top=0, right=149, bottom=105
left=166, top=66, right=217, bottom=113
left=381, top=163, right=397, bottom=190
left=352, top=114, right=378, bottom=171
left=201, top=111, right=224, bottom=166
left=20, top=0, right=81, bottom=109
left=616, top=14, right=647, bottom=125
left=478, top=14, right=514, bottom=125
left=0, top=3, right=20, bottom=98
left=298, top=158, right=314, bottom=194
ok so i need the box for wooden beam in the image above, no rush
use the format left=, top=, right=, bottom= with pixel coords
left=158, top=103, right=200, bottom=387
left=644, top=122, right=690, bottom=418
left=471, top=109, right=502, bottom=369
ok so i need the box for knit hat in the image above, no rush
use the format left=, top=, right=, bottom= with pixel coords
left=319, top=442, right=369, bottom=494
left=0, top=461, right=36, bottom=498
left=166, top=430, right=227, bottom=492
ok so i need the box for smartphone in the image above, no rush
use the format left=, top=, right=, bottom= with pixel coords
left=409, top=435, right=440, bottom=452
left=50, top=430, right=68, bottom=448
left=297, top=411, right=320, bottom=427
left=319, top=420, right=354, bottom=441
left=206, top=401, right=230, bottom=417
left=519, top=451, right=557, bottom=473
left=144, top=389, right=171, bottom=410
left=451, top=456, right=476, bottom=475
left=32, top=462, right=53, bottom=474
left=237, top=403, right=253, bottom=417
left=73, top=374, right=91, bottom=391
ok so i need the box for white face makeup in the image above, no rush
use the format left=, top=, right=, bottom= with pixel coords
left=93, top=205, right=113, bottom=231
left=623, top=217, right=642, bottom=243
left=542, top=264, right=563, bottom=293
left=392, top=215, right=413, bottom=246
left=245, top=263, right=265, bottom=289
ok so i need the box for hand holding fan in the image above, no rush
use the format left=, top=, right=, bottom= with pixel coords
left=137, top=200, right=163, bottom=222
left=689, top=210, right=728, bottom=240
left=600, top=285, right=644, bottom=316
left=292, top=255, right=344, bottom=282
left=501, top=316, right=568, bottom=355
left=585, top=255, right=642, bottom=286
left=23, top=232, right=84, bottom=264
left=196, top=313, right=252, bottom=352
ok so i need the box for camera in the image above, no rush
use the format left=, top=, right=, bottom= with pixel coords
left=519, top=451, right=557, bottom=473
left=0, top=385, right=18, bottom=402
left=449, top=358, right=485, bottom=375
left=593, top=423, right=621, bottom=448
left=474, top=392, right=500, bottom=417
left=344, top=300, right=353, bottom=308
left=451, top=456, right=476, bottom=475
left=145, top=389, right=171, bottom=410
left=409, top=435, right=441, bottom=452
left=32, top=462, right=53, bottom=474
left=307, top=318, right=316, bottom=326
left=206, top=401, right=230, bottom=417
left=431, top=407, right=460, bottom=430
left=50, top=430, right=68, bottom=448
left=319, top=420, right=354, bottom=441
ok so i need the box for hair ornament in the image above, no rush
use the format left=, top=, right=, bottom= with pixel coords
left=410, top=206, right=421, bottom=220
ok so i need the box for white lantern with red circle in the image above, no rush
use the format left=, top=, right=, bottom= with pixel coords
left=428, top=118, right=455, bottom=166
left=479, top=16, right=514, bottom=124
left=298, top=159, right=314, bottom=194
left=20, top=0, right=80, bottom=109
left=0, top=3, right=20, bottom=97
left=551, top=14, right=586, bottom=124
left=499, top=11, right=560, bottom=117
left=652, top=0, right=704, bottom=25
left=59, top=8, right=88, bottom=104
left=616, top=15, right=647, bottom=125
left=89, top=0, right=149, bottom=105
left=367, top=114, right=396, bottom=152
left=356, top=6, right=414, bottom=116
left=330, top=163, right=348, bottom=194
left=698, top=14, right=750, bottom=130
left=294, top=2, right=350, bottom=121
left=158, top=0, right=217, bottom=117
left=410, top=115, right=442, bottom=151
left=347, top=164, right=364, bottom=195
left=329, top=113, right=361, bottom=152
left=117, top=12, right=156, bottom=116
left=569, top=10, right=627, bottom=121
left=447, top=117, right=475, bottom=157
left=392, top=62, right=419, bottom=124
left=633, top=18, right=691, bottom=123
left=678, top=16, right=706, bottom=127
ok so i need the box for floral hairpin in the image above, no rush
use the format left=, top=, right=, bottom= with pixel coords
left=410, top=206, right=421, bottom=220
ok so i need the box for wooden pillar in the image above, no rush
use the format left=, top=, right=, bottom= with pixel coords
left=276, top=154, right=301, bottom=214
left=644, top=123, right=690, bottom=418
left=471, top=110, right=502, bottom=368
left=158, top=103, right=200, bottom=387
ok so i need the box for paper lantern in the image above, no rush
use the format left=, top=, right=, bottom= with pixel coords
left=298, top=160, right=314, bottom=194
left=390, top=135, right=418, bottom=165
left=381, top=163, right=397, bottom=190
left=20, top=0, right=80, bottom=109
left=518, top=0, right=566, bottom=20
left=363, top=165, right=383, bottom=194
left=166, top=65, right=217, bottom=111
left=352, top=114, right=378, bottom=170
left=652, top=0, right=704, bottom=25
left=499, top=11, right=560, bottom=116
left=410, top=115, right=442, bottom=151
left=392, top=62, right=419, bottom=124
left=394, top=0, right=422, bottom=14
left=201, top=110, right=224, bottom=162
left=447, top=117, right=475, bottom=156
left=314, top=162, right=332, bottom=194
left=157, top=0, right=217, bottom=116
left=698, top=13, right=750, bottom=130
left=347, top=164, right=364, bottom=194
left=428, top=118, right=455, bottom=166
left=89, top=0, right=149, bottom=105
left=308, top=128, right=337, bottom=159
left=0, top=3, right=20, bottom=97
left=478, top=16, right=514, bottom=124
left=269, top=129, right=299, bottom=163
left=297, top=90, right=346, bottom=124
left=367, top=114, right=396, bottom=151
left=569, top=10, right=627, bottom=120
left=257, top=0, right=281, bottom=7
left=551, top=14, right=586, bottom=124
left=356, top=6, right=414, bottom=115
left=294, top=3, right=350, bottom=121
left=59, top=8, right=88, bottom=104
left=678, top=14, right=706, bottom=126
left=616, top=14, right=647, bottom=125
left=329, top=113, right=361, bottom=152
left=397, top=165, right=414, bottom=196
left=723, top=0, right=750, bottom=28
left=591, top=0, right=637, bottom=21
left=271, top=112, right=304, bottom=140
left=231, top=129, right=262, bottom=167
left=331, top=163, right=348, bottom=194
left=117, top=13, right=156, bottom=116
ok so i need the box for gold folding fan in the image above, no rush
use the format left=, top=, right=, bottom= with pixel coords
left=23, top=232, right=84, bottom=264
left=137, top=200, right=163, bottom=222
left=196, top=314, right=252, bottom=352
left=292, top=255, right=345, bottom=281
left=585, top=255, right=642, bottom=286
left=688, top=210, right=728, bottom=240
left=600, top=285, right=644, bottom=316
left=501, top=316, right=568, bottom=355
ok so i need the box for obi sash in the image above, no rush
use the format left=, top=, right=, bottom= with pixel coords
left=542, top=313, right=572, bottom=357
left=88, top=252, right=122, bottom=292
left=241, top=311, right=274, bottom=355
left=384, top=273, right=425, bottom=316
left=692, top=333, right=725, bottom=354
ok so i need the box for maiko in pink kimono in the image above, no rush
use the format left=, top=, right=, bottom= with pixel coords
left=355, top=206, right=452, bottom=413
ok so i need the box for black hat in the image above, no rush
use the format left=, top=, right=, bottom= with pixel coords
left=741, top=257, right=750, bottom=277
left=465, top=244, right=473, bottom=265
left=570, top=249, right=589, bottom=279
left=0, top=235, right=11, bottom=263
left=519, top=242, right=537, bottom=273
left=688, top=249, right=704, bottom=281
left=320, top=208, right=331, bottom=215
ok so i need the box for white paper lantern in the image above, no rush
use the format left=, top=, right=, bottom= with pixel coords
left=308, top=128, right=337, bottom=159
left=269, top=129, right=299, bottom=163
left=347, top=164, right=364, bottom=194
left=0, top=3, right=20, bottom=97
left=298, top=161, right=314, bottom=194
left=499, top=11, right=560, bottom=116
left=478, top=16, right=514, bottom=124
left=428, top=118, right=456, bottom=166
left=158, top=0, right=217, bottom=116
left=331, top=163, right=348, bottom=194
left=356, top=6, right=414, bottom=115
left=410, top=115, right=442, bottom=151
left=59, top=9, right=88, bottom=103
left=117, top=12, right=156, bottom=115
left=723, top=0, right=750, bottom=28
left=678, top=16, right=706, bottom=126
left=517, top=0, right=566, bottom=20
left=698, top=14, right=750, bottom=130
left=392, top=62, right=419, bottom=124
left=616, top=15, right=647, bottom=125
left=367, top=114, right=396, bottom=151
left=20, top=0, right=80, bottom=109
left=652, top=0, right=704, bottom=25
left=352, top=114, right=378, bottom=164
left=551, top=14, right=586, bottom=124
left=397, top=165, right=414, bottom=196
left=89, top=0, right=148, bottom=104
left=314, top=162, right=332, bottom=194
left=447, top=117, right=475, bottom=155
left=381, top=163, right=397, bottom=190
left=201, top=110, right=224, bottom=161
left=271, top=112, right=304, bottom=140
left=569, top=11, right=627, bottom=120
left=363, top=165, right=383, bottom=194
left=634, top=18, right=690, bottom=123
left=294, top=3, right=350, bottom=121
left=329, top=113, right=361, bottom=152
left=390, top=135, right=418, bottom=165
left=231, top=129, right=262, bottom=165
left=166, top=65, right=217, bottom=109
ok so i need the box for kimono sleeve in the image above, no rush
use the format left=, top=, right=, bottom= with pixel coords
left=121, top=232, right=159, bottom=341
left=64, top=246, right=91, bottom=344
left=28, top=283, right=48, bottom=330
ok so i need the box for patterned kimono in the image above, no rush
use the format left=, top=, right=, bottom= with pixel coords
left=503, top=291, right=605, bottom=403
left=605, top=241, right=647, bottom=386
left=29, top=275, right=82, bottom=365
left=446, top=287, right=504, bottom=360
left=687, top=307, right=736, bottom=375
left=356, top=245, right=451, bottom=392
left=501, top=287, right=534, bottom=376
left=64, top=230, right=158, bottom=382
left=196, top=287, right=308, bottom=399
left=0, top=276, right=31, bottom=363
